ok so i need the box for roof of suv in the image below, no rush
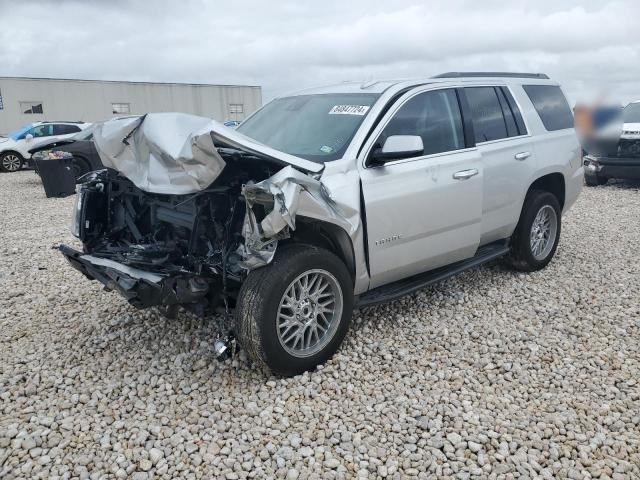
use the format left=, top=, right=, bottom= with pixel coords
left=285, top=72, right=558, bottom=97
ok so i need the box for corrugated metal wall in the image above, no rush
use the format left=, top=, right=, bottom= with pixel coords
left=0, top=77, right=262, bottom=134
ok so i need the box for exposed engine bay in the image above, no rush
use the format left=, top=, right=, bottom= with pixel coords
left=69, top=152, right=280, bottom=315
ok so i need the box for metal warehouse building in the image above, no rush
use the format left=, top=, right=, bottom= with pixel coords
left=0, top=77, right=262, bottom=135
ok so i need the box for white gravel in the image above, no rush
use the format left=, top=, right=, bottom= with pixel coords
left=1, top=170, right=639, bottom=479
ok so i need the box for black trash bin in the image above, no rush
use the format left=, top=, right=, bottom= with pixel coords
left=34, top=156, right=76, bottom=198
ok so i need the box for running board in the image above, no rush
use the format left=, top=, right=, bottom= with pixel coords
left=355, top=240, right=510, bottom=308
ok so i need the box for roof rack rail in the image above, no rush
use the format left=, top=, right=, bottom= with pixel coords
left=42, top=120, right=86, bottom=124
left=433, top=72, right=550, bottom=79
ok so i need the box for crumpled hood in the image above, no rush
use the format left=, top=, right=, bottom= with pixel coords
left=0, top=137, right=10, bottom=144
left=92, top=112, right=323, bottom=195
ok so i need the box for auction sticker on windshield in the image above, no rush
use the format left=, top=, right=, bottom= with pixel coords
left=329, top=105, right=370, bottom=115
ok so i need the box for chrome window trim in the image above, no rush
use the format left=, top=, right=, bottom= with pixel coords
left=476, top=134, right=530, bottom=146
left=368, top=146, right=479, bottom=168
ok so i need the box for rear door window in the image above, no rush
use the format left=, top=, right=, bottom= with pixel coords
left=496, top=88, right=519, bottom=137
left=523, top=85, right=574, bottom=131
left=500, top=87, right=527, bottom=135
left=464, top=87, right=509, bottom=143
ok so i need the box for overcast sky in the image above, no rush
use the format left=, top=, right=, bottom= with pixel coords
left=1, top=0, right=639, bottom=104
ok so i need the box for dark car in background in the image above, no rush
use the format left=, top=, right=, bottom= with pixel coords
left=28, top=125, right=103, bottom=180
left=584, top=100, right=640, bottom=185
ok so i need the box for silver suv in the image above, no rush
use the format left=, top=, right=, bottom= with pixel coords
left=61, top=72, right=583, bottom=376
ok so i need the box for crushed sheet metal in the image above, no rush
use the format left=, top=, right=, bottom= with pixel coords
left=92, top=113, right=226, bottom=195
left=237, top=166, right=355, bottom=270
left=92, top=112, right=324, bottom=195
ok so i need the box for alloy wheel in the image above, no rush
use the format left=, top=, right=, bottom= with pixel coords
left=276, top=269, right=343, bottom=358
left=2, top=154, right=22, bottom=172
left=530, top=205, right=558, bottom=261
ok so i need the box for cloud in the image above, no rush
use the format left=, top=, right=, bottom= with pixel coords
left=1, top=0, right=639, bottom=103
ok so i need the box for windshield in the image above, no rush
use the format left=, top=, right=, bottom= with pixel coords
left=623, top=102, right=640, bottom=123
left=237, top=93, right=379, bottom=162
left=8, top=125, right=32, bottom=140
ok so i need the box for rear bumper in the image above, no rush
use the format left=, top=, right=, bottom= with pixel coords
left=584, top=155, right=640, bottom=180
left=59, top=245, right=211, bottom=309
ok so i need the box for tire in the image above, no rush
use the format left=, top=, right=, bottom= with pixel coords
left=507, top=190, right=561, bottom=272
left=584, top=173, right=607, bottom=186
left=0, top=152, right=24, bottom=172
left=235, top=244, right=354, bottom=376
left=71, top=156, right=91, bottom=181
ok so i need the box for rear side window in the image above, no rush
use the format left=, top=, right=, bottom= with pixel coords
left=523, top=85, right=573, bottom=131
left=378, top=88, right=465, bottom=157
left=53, top=124, right=81, bottom=135
left=464, top=87, right=509, bottom=143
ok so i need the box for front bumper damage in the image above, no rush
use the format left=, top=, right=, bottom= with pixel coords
left=60, top=245, right=210, bottom=310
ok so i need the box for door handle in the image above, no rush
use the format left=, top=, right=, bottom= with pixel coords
left=452, top=168, right=479, bottom=180
left=514, top=151, right=531, bottom=161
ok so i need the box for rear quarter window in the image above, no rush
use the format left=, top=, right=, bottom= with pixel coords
left=54, top=124, right=81, bottom=135
left=523, top=85, right=574, bottom=131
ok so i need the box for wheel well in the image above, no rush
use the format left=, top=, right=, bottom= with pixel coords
left=528, top=173, right=565, bottom=209
left=287, top=219, right=356, bottom=283
left=1, top=150, right=25, bottom=160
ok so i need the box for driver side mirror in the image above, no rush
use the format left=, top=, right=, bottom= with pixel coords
left=25, top=133, right=33, bottom=142
left=369, top=135, right=424, bottom=166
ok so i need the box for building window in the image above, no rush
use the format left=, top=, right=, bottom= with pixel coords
left=229, top=104, right=244, bottom=114
left=21, top=101, right=44, bottom=114
left=112, top=103, right=131, bottom=114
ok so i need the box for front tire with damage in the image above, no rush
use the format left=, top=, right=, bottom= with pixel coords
left=235, top=244, right=353, bottom=376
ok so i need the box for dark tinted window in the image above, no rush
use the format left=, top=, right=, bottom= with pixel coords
left=523, top=85, right=573, bottom=131
left=465, top=87, right=509, bottom=142
left=501, top=87, right=527, bottom=134
left=378, top=89, right=465, bottom=157
left=53, top=124, right=81, bottom=135
left=496, top=88, right=518, bottom=137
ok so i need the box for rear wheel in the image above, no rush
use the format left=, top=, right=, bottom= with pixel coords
left=235, top=244, right=353, bottom=376
left=507, top=190, right=561, bottom=272
left=0, top=152, right=24, bottom=172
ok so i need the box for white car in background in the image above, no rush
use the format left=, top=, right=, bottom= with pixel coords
left=0, top=121, right=92, bottom=172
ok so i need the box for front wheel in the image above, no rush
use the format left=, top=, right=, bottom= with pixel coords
left=0, top=152, right=24, bottom=172
left=507, top=190, right=561, bottom=272
left=235, top=244, right=353, bottom=376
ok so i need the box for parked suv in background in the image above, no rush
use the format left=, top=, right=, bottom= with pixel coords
left=62, top=72, right=583, bottom=376
left=0, top=121, right=92, bottom=172
left=584, top=100, right=640, bottom=185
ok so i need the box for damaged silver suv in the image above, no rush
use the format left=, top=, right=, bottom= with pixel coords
left=61, top=72, right=583, bottom=376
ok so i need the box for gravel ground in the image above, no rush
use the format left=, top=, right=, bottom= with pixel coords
left=1, top=170, right=639, bottom=480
